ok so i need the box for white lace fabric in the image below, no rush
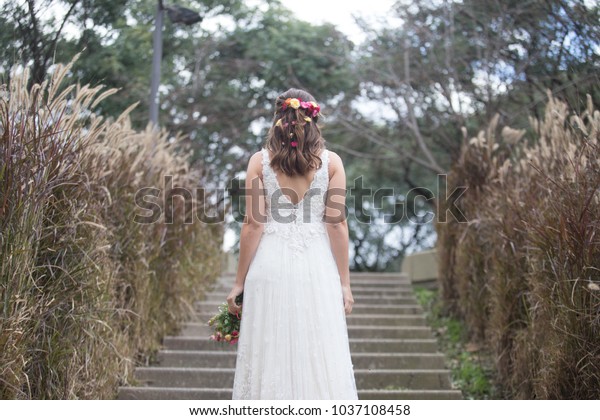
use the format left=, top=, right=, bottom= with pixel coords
left=231, top=147, right=359, bottom=400
left=260, top=147, right=330, bottom=252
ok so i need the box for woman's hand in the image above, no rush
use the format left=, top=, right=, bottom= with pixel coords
left=341, top=285, right=354, bottom=315
left=227, top=283, right=244, bottom=316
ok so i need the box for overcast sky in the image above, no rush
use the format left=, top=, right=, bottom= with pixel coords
left=280, top=0, right=397, bottom=44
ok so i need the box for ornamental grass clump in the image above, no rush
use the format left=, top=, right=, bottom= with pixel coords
left=0, top=55, right=222, bottom=399
left=436, top=92, right=600, bottom=398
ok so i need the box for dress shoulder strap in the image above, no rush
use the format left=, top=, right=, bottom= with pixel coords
left=321, top=148, right=329, bottom=177
left=261, top=148, right=277, bottom=198
left=314, top=148, right=329, bottom=192
left=317, top=149, right=329, bottom=182
left=261, top=147, right=269, bottom=166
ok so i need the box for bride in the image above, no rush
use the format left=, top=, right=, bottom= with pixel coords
left=226, top=88, right=358, bottom=400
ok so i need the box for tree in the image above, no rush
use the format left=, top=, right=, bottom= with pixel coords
left=345, top=0, right=600, bottom=191
left=0, top=0, right=247, bottom=124
left=322, top=0, right=599, bottom=268
left=163, top=3, right=359, bottom=187
left=0, top=0, right=131, bottom=89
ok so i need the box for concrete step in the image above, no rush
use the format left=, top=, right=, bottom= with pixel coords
left=359, top=389, right=463, bottom=400
left=179, top=324, right=433, bottom=340
left=344, top=314, right=427, bottom=327
left=118, top=386, right=232, bottom=400
left=352, top=273, right=409, bottom=279
left=162, top=337, right=439, bottom=353
left=195, top=302, right=424, bottom=315
left=354, top=296, right=419, bottom=305
left=359, top=338, right=441, bottom=353
left=118, top=272, right=461, bottom=400
left=218, top=273, right=409, bottom=280
left=207, top=282, right=413, bottom=293
left=348, top=326, right=433, bottom=339
left=350, top=286, right=416, bottom=293
left=203, top=292, right=419, bottom=303
left=214, top=277, right=411, bottom=288
left=195, top=301, right=425, bottom=314
left=133, top=367, right=453, bottom=390
left=189, top=312, right=427, bottom=327
left=204, top=290, right=417, bottom=302
left=156, top=350, right=447, bottom=370
left=118, top=386, right=462, bottom=400
left=350, top=304, right=423, bottom=315
left=340, top=280, right=412, bottom=287
left=214, top=281, right=412, bottom=289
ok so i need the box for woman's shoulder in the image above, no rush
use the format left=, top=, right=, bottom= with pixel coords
left=326, top=149, right=341, bottom=161
left=246, top=150, right=264, bottom=177
left=326, top=150, right=343, bottom=173
left=252, top=149, right=264, bottom=160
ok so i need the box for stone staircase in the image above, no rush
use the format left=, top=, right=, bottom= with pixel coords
left=118, top=273, right=462, bottom=400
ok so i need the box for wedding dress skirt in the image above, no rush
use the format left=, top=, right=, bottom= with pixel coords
left=231, top=147, right=358, bottom=400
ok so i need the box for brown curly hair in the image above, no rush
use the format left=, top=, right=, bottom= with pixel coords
left=264, top=88, right=325, bottom=177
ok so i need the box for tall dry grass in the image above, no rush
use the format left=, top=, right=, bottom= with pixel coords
left=436, top=93, right=600, bottom=398
left=0, top=56, right=223, bottom=399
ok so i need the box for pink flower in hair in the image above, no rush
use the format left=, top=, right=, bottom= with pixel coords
left=310, top=102, right=320, bottom=117
left=299, top=100, right=320, bottom=118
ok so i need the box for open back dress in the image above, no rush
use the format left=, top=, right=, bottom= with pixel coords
left=231, top=147, right=358, bottom=399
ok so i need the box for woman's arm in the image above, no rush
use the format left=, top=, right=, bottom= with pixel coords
left=227, top=152, right=266, bottom=315
left=324, top=151, right=354, bottom=315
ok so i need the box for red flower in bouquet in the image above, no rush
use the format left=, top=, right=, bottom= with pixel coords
left=207, top=293, right=243, bottom=345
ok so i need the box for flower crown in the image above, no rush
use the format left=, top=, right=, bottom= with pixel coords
left=275, top=98, right=321, bottom=148
left=281, top=98, right=321, bottom=118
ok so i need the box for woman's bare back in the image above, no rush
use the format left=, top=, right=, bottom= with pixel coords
left=263, top=149, right=326, bottom=206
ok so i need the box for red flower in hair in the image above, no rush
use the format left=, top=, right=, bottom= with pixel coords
left=300, top=101, right=320, bottom=118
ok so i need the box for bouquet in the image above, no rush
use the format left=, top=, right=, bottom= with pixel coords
left=207, top=292, right=243, bottom=345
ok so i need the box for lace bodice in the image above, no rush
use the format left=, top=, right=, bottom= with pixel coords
left=260, top=147, right=330, bottom=251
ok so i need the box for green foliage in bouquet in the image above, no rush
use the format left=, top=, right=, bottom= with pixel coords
left=207, top=293, right=243, bottom=345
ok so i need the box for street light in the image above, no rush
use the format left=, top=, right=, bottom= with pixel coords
left=149, top=0, right=202, bottom=127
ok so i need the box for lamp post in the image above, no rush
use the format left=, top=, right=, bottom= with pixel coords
left=149, top=0, right=202, bottom=127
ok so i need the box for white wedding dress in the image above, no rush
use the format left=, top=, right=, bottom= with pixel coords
left=232, top=147, right=359, bottom=400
